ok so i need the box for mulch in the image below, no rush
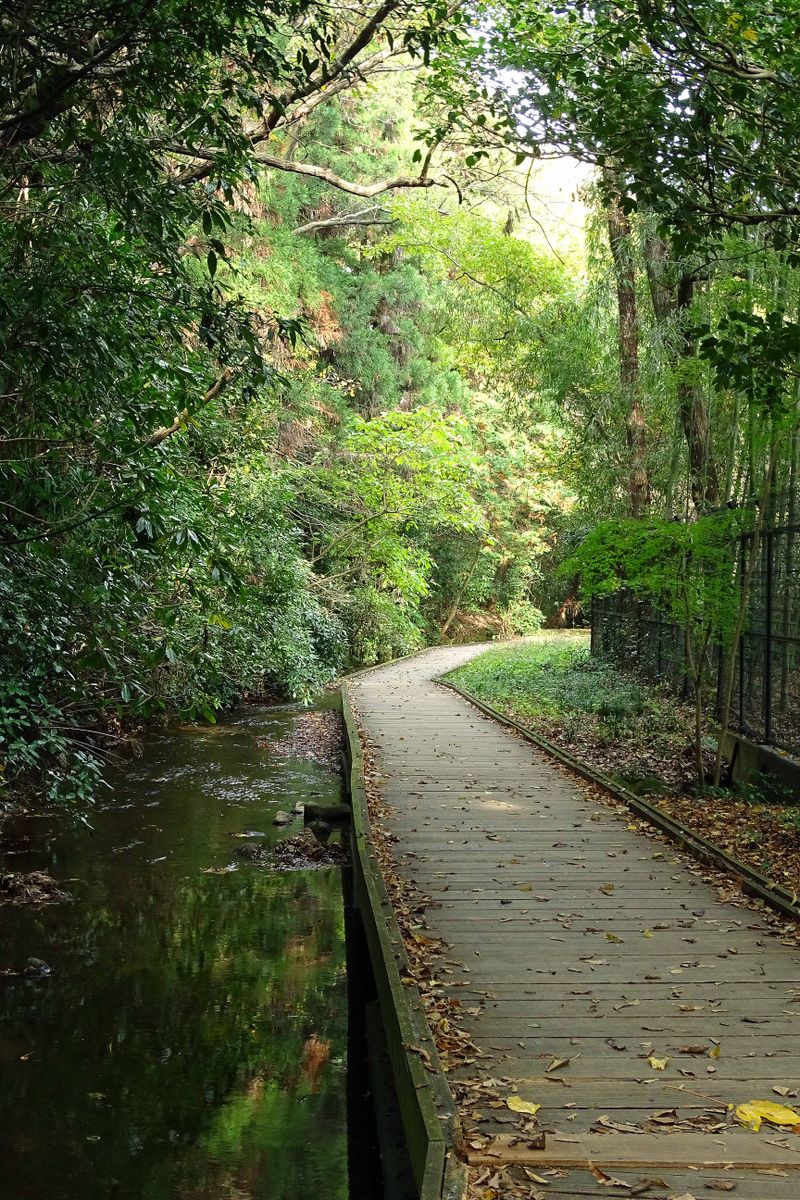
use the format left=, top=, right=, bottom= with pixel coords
left=264, top=709, right=343, bottom=771
left=270, top=828, right=347, bottom=871
left=655, top=792, right=800, bottom=898
left=0, top=871, right=72, bottom=905
left=495, top=704, right=800, bottom=900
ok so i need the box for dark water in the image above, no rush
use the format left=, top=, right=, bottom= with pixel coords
left=0, top=702, right=348, bottom=1200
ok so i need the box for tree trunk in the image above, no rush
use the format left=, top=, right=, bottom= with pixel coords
left=440, top=547, right=482, bottom=639
left=554, top=573, right=582, bottom=627
left=641, top=227, right=720, bottom=511
left=676, top=274, right=719, bottom=510
left=604, top=177, right=649, bottom=517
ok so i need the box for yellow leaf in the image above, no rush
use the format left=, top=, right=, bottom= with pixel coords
left=741, top=27, right=758, bottom=42
left=642, top=929, right=654, bottom=938
left=709, top=1044, right=721, bottom=1058
left=734, top=1100, right=800, bottom=1132
left=506, top=1095, right=541, bottom=1117
left=607, top=932, right=623, bottom=943
left=648, top=1055, right=669, bottom=1070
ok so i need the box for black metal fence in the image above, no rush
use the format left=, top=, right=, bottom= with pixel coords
left=591, top=519, right=800, bottom=758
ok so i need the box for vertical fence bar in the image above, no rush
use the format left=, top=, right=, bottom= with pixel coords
left=590, top=510, right=797, bottom=754
left=739, top=535, right=746, bottom=735
left=765, top=529, right=773, bottom=745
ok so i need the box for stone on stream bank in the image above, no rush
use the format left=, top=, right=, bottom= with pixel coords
left=303, top=802, right=351, bottom=823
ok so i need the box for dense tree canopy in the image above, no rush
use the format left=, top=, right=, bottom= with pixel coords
left=3, top=0, right=800, bottom=809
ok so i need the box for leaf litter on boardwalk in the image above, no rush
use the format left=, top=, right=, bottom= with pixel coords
left=352, top=696, right=800, bottom=1199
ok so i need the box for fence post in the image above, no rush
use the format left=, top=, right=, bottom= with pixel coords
left=765, top=529, right=773, bottom=745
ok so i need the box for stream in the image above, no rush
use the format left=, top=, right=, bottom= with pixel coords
left=0, top=698, right=353, bottom=1200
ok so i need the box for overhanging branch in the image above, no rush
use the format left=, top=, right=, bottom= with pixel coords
left=145, top=369, right=234, bottom=447
left=292, top=204, right=396, bottom=235
left=253, top=152, right=449, bottom=197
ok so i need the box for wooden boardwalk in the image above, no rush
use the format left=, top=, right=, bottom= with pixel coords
left=349, top=645, right=800, bottom=1199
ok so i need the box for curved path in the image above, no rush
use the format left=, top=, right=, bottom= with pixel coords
left=349, top=644, right=800, bottom=1199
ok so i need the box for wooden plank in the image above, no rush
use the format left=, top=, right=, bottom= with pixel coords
left=469, top=1052, right=800, bottom=1079
left=348, top=642, right=800, bottom=1200
left=464, top=1131, right=800, bottom=1169
left=534, top=1175, right=800, bottom=1200
left=342, top=685, right=467, bottom=1200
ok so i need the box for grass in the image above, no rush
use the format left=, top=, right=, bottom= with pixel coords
left=444, top=634, right=705, bottom=793
left=447, top=636, right=654, bottom=742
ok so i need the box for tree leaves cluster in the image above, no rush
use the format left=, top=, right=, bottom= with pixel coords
left=0, top=3, right=567, bottom=809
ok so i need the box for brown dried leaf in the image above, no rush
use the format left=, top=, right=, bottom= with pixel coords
left=589, top=1161, right=634, bottom=1188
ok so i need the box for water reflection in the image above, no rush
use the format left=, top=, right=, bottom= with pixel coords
left=0, top=703, right=348, bottom=1200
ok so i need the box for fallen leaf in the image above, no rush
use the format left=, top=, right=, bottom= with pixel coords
left=648, top=1056, right=669, bottom=1070
left=734, top=1099, right=800, bottom=1132
left=594, top=1114, right=643, bottom=1134
left=506, top=1095, right=540, bottom=1117
left=589, top=1161, right=633, bottom=1189
left=705, top=1183, right=735, bottom=1192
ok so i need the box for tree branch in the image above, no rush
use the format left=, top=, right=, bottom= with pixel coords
left=145, top=369, right=233, bottom=447
left=292, top=206, right=396, bottom=235
left=252, top=152, right=448, bottom=197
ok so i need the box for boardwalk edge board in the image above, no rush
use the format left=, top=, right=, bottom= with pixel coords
left=341, top=683, right=468, bottom=1200
left=439, top=675, right=800, bottom=926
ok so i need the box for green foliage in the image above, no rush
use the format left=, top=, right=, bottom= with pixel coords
left=429, top=1, right=800, bottom=241
left=568, top=512, right=753, bottom=652
left=0, top=13, right=572, bottom=811
left=447, top=637, right=704, bottom=762
left=337, top=587, right=424, bottom=667
left=448, top=638, right=649, bottom=731
left=737, top=772, right=797, bottom=809
left=567, top=510, right=763, bottom=781
left=778, top=809, right=800, bottom=836
left=502, top=600, right=546, bottom=636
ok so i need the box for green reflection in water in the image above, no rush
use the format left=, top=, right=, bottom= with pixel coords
left=0, top=703, right=348, bottom=1200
